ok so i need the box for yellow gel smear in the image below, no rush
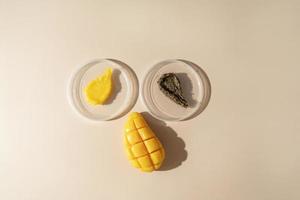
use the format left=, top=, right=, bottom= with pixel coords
left=84, top=68, right=113, bottom=105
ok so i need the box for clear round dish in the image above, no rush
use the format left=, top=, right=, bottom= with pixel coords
left=68, top=59, right=139, bottom=121
left=141, top=59, right=211, bottom=121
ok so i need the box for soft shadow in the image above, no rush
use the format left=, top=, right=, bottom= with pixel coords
left=178, top=59, right=211, bottom=120
left=142, top=112, right=188, bottom=171
left=105, top=69, right=121, bottom=104
left=176, top=73, right=197, bottom=108
left=105, top=58, right=139, bottom=120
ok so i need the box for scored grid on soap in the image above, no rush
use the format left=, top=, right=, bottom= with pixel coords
left=124, top=116, right=164, bottom=169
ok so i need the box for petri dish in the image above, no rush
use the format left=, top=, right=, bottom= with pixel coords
left=141, top=59, right=211, bottom=121
left=68, top=59, right=139, bottom=121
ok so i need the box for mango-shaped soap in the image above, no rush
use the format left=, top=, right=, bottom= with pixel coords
left=124, top=112, right=165, bottom=172
left=84, top=68, right=113, bottom=105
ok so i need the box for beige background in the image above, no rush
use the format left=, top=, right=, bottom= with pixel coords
left=0, top=0, right=300, bottom=200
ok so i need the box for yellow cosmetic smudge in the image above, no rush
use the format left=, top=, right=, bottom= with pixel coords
left=84, top=68, right=113, bottom=105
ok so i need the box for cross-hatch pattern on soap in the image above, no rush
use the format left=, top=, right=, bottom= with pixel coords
left=124, top=113, right=165, bottom=172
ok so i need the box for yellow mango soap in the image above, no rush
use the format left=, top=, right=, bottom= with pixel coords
left=123, top=112, right=165, bottom=172
left=84, top=68, right=113, bottom=105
